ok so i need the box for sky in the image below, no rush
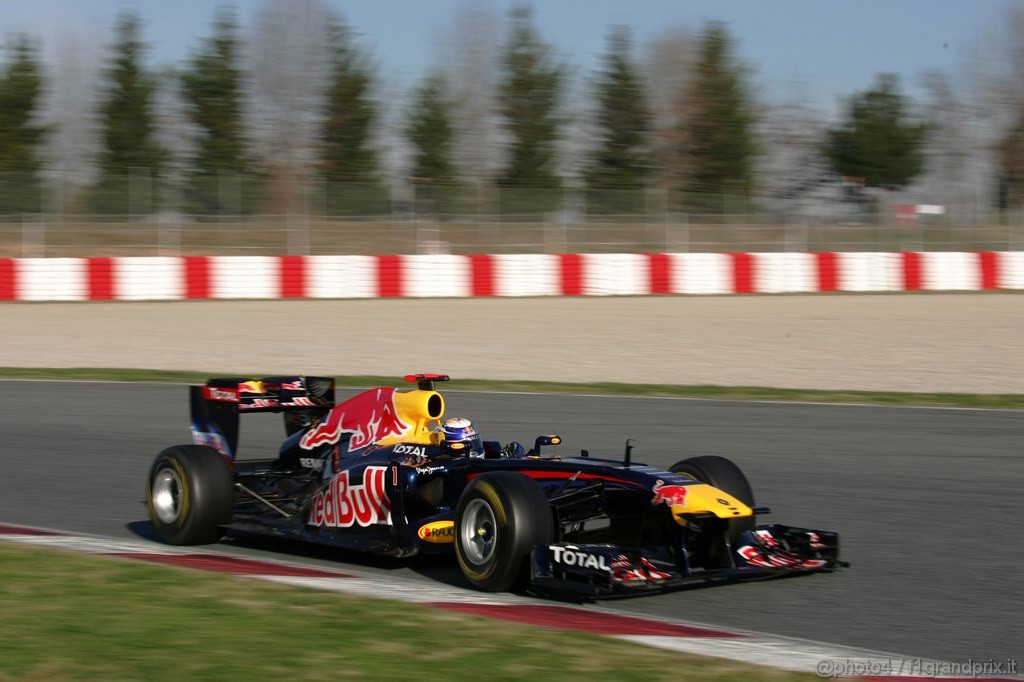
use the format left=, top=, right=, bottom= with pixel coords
left=0, top=0, right=1013, bottom=115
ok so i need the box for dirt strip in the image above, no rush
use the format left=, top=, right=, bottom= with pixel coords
left=1, top=294, right=1021, bottom=393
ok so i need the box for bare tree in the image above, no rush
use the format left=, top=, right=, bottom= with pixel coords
left=247, top=0, right=334, bottom=212
left=42, top=29, right=103, bottom=204
left=437, top=1, right=502, bottom=193
left=151, top=66, right=192, bottom=200
left=642, top=26, right=696, bottom=194
left=908, top=71, right=975, bottom=222
left=756, top=83, right=830, bottom=215
left=972, top=3, right=1024, bottom=216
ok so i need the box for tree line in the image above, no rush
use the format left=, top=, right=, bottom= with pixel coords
left=0, top=3, right=968, bottom=218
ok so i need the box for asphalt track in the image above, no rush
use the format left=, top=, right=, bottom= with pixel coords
left=1, top=381, right=1021, bottom=665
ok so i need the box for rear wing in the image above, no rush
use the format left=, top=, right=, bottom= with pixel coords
left=190, top=376, right=335, bottom=459
left=200, top=376, right=335, bottom=412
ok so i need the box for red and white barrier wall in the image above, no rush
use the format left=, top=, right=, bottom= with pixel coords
left=1, top=252, right=1022, bottom=301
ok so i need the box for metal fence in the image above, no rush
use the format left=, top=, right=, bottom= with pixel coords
left=2, top=213, right=1022, bottom=258
left=0, top=173, right=1022, bottom=257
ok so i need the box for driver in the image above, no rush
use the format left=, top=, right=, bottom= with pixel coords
left=436, top=417, right=485, bottom=458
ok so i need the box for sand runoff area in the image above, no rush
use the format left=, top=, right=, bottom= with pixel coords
left=1, top=294, right=1020, bottom=393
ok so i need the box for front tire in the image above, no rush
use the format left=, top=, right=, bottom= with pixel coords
left=455, top=472, right=554, bottom=592
left=669, top=455, right=756, bottom=544
left=147, top=445, right=234, bottom=545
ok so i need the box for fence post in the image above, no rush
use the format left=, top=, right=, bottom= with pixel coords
left=390, top=183, right=397, bottom=235
left=561, top=186, right=568, bottom=254
left=784, top=215, right=808, bottom=253
left=53, top=173, right=63, bottom=244
left=661, top=190, right=670, bottom=252
left=542, top=204, right=549, bottom=255
left=415, top=208, right=422, bottom=254
left=495, top=185, right=502, bottom=253
left=659, top=190, right=676, bottom=253
left=158, top=211, right=181, bottom=256
left=475, top=181, right=482, bottom=232
left=474, top=182, right=483, bottom=248
left=286, top=213, right=296, bottom=256
left=21, top=214, right=44, bottom=258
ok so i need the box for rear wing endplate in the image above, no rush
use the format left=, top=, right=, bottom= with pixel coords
left=190, top=376, right=335, bottom=459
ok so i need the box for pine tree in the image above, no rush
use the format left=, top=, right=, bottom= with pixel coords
left=320, top=20, right=385, bottom=215
left=497, top=5, right=564, bottom=214
left=181, top=9, right=261, bottom=215
left=91, top=13, right=164, bottom=215
left=681, top=22, right=757, bottom=212
left=0, top=36, right=46, bottom=215
left=585, top=27, right=652, bottom=215
left=407, top=75, right=457, bottom=184
left=825, top=74, right=927, bottom=191
left=406, top=74, right=460, bottom=215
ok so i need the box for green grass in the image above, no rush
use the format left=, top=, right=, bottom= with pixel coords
left=0, top=366, right=1022, bottom=409
left=0, top=543, right=813, bottom=681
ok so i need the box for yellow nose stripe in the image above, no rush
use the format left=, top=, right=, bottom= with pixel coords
left=668, top=483, right=753, bottom=519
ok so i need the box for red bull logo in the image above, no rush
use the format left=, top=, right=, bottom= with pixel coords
left=651, top=480, right=688, bottom=507
left=238, top=380, right=264, bottom=394
left=299, top=388, right=410, bottom=452
left=307, top=466, right=391, bottom=528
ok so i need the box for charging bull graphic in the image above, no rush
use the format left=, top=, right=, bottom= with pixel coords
left=651, top=479, right=688, bottom=506
left=299, top=387, right=411, bottom=452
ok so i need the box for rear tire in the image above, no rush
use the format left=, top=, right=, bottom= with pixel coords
left=147, top=445, right=234, bottom=545
left=455, top=472, right=554, bottom=592
left=669, top=455, right=756, bottom=544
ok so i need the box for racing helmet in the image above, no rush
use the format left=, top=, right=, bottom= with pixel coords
left=437, top=417, right=484, bottom=458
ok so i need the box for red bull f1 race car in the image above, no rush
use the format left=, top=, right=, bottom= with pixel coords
left=146, top=374, right=844, bottom=594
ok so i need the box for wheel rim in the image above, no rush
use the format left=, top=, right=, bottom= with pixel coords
left=152, top=466, right=185, bottom=525
left=460, top=498, right=497, bottom=566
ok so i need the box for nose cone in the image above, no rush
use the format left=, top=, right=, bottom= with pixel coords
left=667, top=483, right=753, bottom=520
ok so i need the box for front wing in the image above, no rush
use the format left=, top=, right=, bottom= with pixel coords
left=531, top=524, right=844, bottom=595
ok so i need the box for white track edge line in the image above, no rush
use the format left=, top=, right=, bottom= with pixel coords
left=0, top=378, right=1019, bottom=413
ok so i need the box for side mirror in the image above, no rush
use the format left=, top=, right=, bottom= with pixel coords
left=533, top=435, right=561, bottom=453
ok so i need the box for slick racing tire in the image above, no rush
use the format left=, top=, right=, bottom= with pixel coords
left=669, top=455, right=756, bottom=545
left=455, top=472, right=554, bottom=592
left=147, top=445, right=234, bottom=545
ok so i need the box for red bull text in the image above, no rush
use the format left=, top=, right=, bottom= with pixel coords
left=307, top=466, right=391, bottom=528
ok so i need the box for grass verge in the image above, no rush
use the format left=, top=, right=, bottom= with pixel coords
left=0, top=366, right=1021, bottom=409
left=0, top=542, right=812, bottom=681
